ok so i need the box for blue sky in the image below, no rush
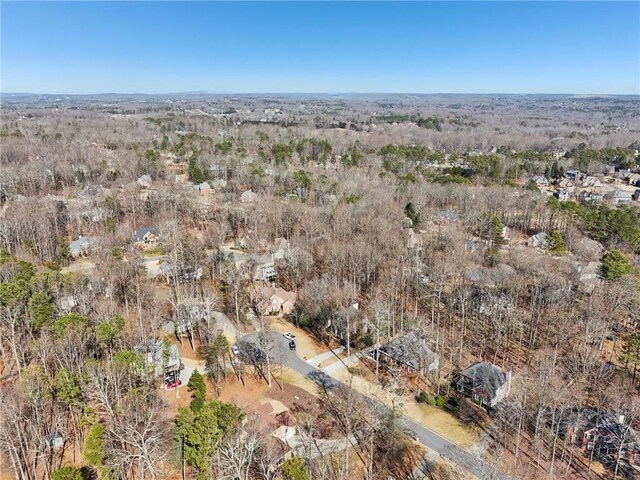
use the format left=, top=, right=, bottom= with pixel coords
left=1, top=1, right=639, bottom=94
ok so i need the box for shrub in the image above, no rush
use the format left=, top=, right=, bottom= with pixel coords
left=415, top=392, right=431, bottom=404
left=282, top=456, right=311, bottom=480
left=347, top=367, right=366, bottom=377
left=50, top=466, right=83, bottom=480
left=188, top=369, right=207, bottom=412
left=602, top=249, right=634, bottom=280
left=84, top=423, right=105, bottom=466
left=547, top=230, right=568, bottom=255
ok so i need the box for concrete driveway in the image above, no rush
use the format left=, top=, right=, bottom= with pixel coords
left=238, top=331, right=509, bottom=480
left=143, top=254, right=165, bottom=278
left=163, top=356, right=206, bottom=392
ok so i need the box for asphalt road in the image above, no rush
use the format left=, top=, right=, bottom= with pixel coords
left=238, top=332, right=509, bottom=480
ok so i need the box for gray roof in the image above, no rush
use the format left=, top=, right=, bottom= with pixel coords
left=133, top=227, right=158, bottom=241
left=136, top=339, right=179, bottom=366
left=459, top=362, right=507, bottom=396
left=137, top=174, right=152, bottom=186
left=532, top=175, right=548, bottom=183
left=531, top=232, right=548, bottom=245
left=612, top=189, right=633, bottom=199
left=69, top=236, right=98, bottom=253
left=380, top=332, right=438, bottom=370
left=159, top=262, right=173, bottom=274
left=249, top=254, right=274, bottom=266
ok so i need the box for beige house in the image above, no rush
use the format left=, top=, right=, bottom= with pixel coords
left=133, top=227, right=159, bottom=249
left=256, top=286, right=296, bottom=316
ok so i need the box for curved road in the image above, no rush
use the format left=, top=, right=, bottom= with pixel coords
left=238, top=332, right=509, bottom=480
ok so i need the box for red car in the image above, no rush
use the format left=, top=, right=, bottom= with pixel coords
left=165, top=378, right=182, bottom=390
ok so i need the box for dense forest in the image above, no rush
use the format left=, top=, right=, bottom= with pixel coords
left=1, top=94, right=640, bottom=480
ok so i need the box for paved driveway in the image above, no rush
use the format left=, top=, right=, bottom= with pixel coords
left=238, top=331, right=509, bottom=480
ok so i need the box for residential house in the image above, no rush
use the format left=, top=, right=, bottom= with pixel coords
left=454, top=362, right=512, bottom=408
left=159, top=262, right=203, bottom=285
left=192, top=181, right=211, bottom=196
left=528, top=232, right=549, bottom=248
left=554, top=189, right=571, bottom=202
left=220, top=238, right=288, bottom=281
left=48, top=432, right=65, bottom=452
left=263, top=436, right=293, bottom=470
left=606, top=189, right=633, bottom=205
left=246, top=401, right=295, bottom=468
left=616, top=169, right=632, bottom=181
left=576, top=262, right=601, bottom=285
left=137, top=174, right=152, bottom=188
left=256, top=286, right=296, bottom=316
left=325, top=302, right=363, bottom=341
left=550, top=147, right=567, bottom=160
left=566, top=170, right=581, bottom=182
left=627, top=174, right=640, bottom=187
left=377, top=332, right=439, bottom=375
left=565, top=409, right=640, bottom=469
left=69, top=235, right=99, bottom=258
left=135, top=339, right=180, bottom=376
left=240, top=189, right=258, bottom=203
left=133, top=227, right=159, bottom=249
left=579, top=189, right=605, bottom=204
left=250, top=254, right=276, bottom=281
left=532, top=175, right=549, bottom=187
left=581, top=176, right=603, bottom=188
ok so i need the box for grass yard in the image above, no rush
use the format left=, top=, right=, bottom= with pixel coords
left=409, top=403, right=480, bottom=449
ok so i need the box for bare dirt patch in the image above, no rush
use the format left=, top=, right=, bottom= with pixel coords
left=216, top=368, right=342, bottom=439
left=161, top=383, right=192, bottom=415
left=174, top=338, right=201, bottom=360
left=217, top=372, right=270, bottom=410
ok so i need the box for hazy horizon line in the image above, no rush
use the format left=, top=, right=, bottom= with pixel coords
left=3, top=91, right=639, bottom=97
